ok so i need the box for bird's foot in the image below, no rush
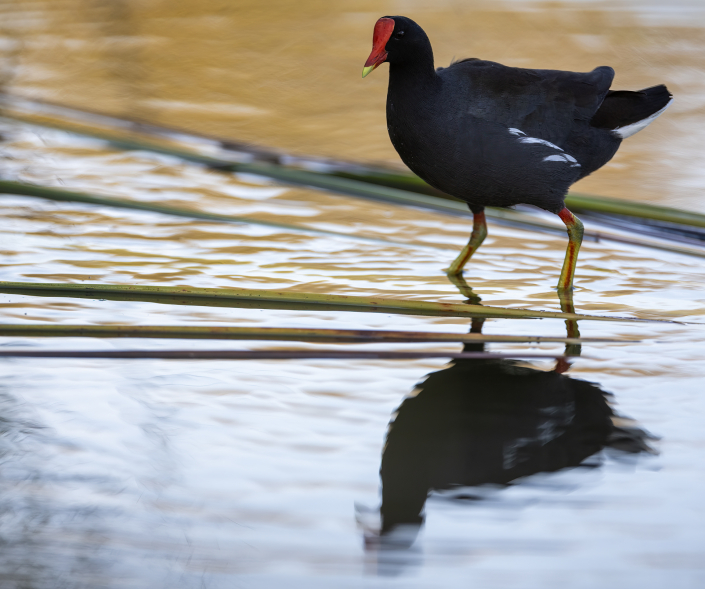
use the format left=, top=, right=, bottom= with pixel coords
left=443, top=266, right=464, bottom=276
left=445, top=272, right=482, bottom=305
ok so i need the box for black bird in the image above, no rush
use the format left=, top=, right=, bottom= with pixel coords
left=379, top=355, right=654, bottom=541
left=362, top=16, right=672, bottom=290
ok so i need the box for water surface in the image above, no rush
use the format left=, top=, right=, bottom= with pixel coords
left=0, top=1, right=705, bottom=588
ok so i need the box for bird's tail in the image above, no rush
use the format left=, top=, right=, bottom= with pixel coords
left=590, top=84, right=673, bottom=138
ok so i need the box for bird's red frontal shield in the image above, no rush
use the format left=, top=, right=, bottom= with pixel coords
left=362, top=18, right=395, bottom=77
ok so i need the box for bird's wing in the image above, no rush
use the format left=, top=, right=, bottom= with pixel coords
left=439, top=59, right=614, bottom=146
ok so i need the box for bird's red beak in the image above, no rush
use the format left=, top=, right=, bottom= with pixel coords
left=362, top=18, right=395, bottom=78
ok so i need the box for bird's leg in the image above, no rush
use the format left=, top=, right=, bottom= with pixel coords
left=557, top=287, right=581, bottom=361
left=555, top=207, right=583, bottom=371
left=445, top=209, right=487, bottom=276
left=556, top=207, right=584, bottom=291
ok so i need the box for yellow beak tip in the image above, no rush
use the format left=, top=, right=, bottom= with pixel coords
left=362, top=65, right=375, bottom=78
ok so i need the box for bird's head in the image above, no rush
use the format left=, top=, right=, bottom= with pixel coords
left=362, top=16, right=430, bottom=78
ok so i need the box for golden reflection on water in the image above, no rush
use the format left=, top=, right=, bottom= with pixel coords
left=2, top=118, right=705, bottom=334
left=2, top=0, right=705, bottom=208
left=1, top=4, right=705, bottom=584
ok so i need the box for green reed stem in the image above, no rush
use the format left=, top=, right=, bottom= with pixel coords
left=4, top=104, right=705, bottom=230
left=0, top=281, right=668, bottom=322
left=0, top=323, right=622, bottom=344
left=3, top=112, right=705, bottom=259
left=0, top=180, right=441, bottom=251
left=0, top=349, right=566, bottom=360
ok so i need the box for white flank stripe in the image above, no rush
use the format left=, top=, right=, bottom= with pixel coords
left=519, top=136, right=564, bottom=151
left=509, top=127, right=580, bottom=166
left=543, top=154, right=581, bottom=168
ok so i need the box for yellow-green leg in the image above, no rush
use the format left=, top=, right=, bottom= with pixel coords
left=558, top=287, right=582, bottom=360
left=555, top=207, right=584, bottom=372
left=557, top=207, right=584, bottom=291
left=445, top=210, right=487, bottom=275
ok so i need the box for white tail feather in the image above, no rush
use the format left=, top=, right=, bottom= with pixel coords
left=613, top=99, right=672, bottom=139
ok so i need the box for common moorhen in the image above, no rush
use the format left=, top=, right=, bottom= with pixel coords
left=362, top=16, right=672, bottom=290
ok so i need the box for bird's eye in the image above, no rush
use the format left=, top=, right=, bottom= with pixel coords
left=394, top=30, right=405, bottom=39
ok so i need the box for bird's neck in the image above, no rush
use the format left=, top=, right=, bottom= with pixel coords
left=388, top=44, right=438, bottom=94
left=389, top=62, right=437, bottom=93
left=386, top=61, right=440, bottom=136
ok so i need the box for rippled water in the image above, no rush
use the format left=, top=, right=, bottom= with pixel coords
left=1, top=1, right=705, bottom=588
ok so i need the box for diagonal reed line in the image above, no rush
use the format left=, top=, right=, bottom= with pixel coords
left=4, top=95, right=705, bottom=231
left=0, top=281, right=673, bottom=323
left=0, top=350, right=567, bottom=360
left=0, top=324, right=626, bottom=344
left=0, top=180, right=444, bottom=251
left=3, top=112, right=705, bottom=258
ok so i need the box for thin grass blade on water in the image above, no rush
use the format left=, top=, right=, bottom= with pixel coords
left=0, top=324, right=626, bottom=344
left=0, top=180, right=440, bottom=251
left=0, top=285, right=549, bottom=318
left=0, top=281, right=672, bottom=323
left=0, top=349, right=568, bottom=360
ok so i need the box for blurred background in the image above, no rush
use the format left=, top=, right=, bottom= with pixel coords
left=2, top=0, right=704, bottom=208
left=1, top=2, right=705, bottom=588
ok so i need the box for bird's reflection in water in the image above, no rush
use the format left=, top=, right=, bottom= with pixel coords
left=377, top=354, right=654, bottom=544
left=363, top=279, right=654, bottom=556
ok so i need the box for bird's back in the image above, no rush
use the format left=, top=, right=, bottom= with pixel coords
left=387, top=60, right=623, bottom=211
left=437, top=59, right=615, bottom=145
